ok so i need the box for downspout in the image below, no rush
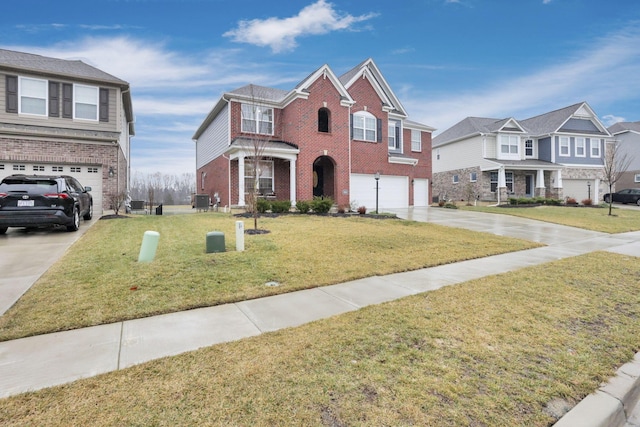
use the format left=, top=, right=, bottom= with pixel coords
left=348, top=104, right=352, bottom=205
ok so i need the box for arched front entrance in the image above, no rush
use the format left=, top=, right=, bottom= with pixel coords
left=313, top=156, right=335, bottom=199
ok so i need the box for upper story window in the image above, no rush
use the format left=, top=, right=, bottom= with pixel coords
left=559, top=136, right=570, bottom=156
left=525, top=139, right=534, bottom=157
left=74, top=85, right=99, bottom=121
left=318, top=108, right=330, bottom=133
left=499, top=135, right=519, bottom=159
left=590, top=138, right=601, bottom=157
left=411, top=129, right=421, bottom=152
left=19, top=77, right=47, bottom=116
left=241, top=103, right=274, bottom=135
left=635, top=173, right=640, bottom=183
left=575, top=137, right=586, bottom=157
left=353, top=111, right=376, bottom=142
left=388, top=120, right=401, bottom=151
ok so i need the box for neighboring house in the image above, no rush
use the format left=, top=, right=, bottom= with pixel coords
left=607, top=121, right=640, bottom=190
left=0, top=49, right=135, bottom=214
left=193, top=58, right=434, bottom=210
left=432, top=102, right=612, bottom=204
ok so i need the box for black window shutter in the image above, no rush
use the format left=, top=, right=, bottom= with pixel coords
left=350, top=113, right=353, bottom=139
left=62, top=83, right=73, bottom=118
left=6, top=75, right=18, bottom=113
left=376, top=119, right=382, bottom=143
left=49, top=81, right=60, bottom=117
left=99, top=88, right=109, bottom=122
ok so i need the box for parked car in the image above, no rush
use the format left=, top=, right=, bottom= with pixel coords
left=603, top=188, right=640, bottom=205
left=0, top=174, right=93, bottom=234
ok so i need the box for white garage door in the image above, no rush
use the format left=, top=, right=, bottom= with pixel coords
left=563, top=179, right=594, bottom=202
left=0, top=163, right=103, bottom=215
left=414, top=178, right=429, bottom=206
left=350, top=173, right=408, bottom=210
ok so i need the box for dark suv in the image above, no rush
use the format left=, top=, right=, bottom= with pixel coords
left=0, top=174, right=93, bottom=234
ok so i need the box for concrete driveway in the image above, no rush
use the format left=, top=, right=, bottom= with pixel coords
left=0, top=218, right=98, bottom=315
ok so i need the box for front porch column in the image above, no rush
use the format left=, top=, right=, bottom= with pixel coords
left=289, top=158, right=297, bottom=206
left=497, top=167, right=507, bottom=204
left=238, top=156, right=245, bottom=206
left=536, top=169, right=546, bottom=197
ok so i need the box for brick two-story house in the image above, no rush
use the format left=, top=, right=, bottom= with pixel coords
left=432, top=102, right=612, bottom=204
left=0, top=49, right=135, bottom=214
left=193, top=58, right=434, bottom=210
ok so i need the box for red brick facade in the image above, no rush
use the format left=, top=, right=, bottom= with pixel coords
left=195, top=60, right=433, bottom=209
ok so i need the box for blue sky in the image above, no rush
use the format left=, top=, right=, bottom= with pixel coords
left=2, top=0, right=639, bottom=175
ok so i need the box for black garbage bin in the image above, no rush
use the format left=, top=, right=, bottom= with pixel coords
left=155, top=204, right=163, bottom=215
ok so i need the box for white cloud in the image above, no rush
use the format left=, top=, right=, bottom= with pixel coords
left=223, top=0, right=378, bottom=53
left=602, top=114, right=626, bottom=126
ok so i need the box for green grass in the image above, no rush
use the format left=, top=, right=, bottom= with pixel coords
left=1, top=251, right=639, bottom=426
left=0, top=213, right=539, bottom=341
left=461, top=204, right=640, bottom=233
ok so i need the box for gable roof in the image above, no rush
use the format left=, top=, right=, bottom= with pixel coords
left=339, top=58, right=408, bottom=117
left=434, top=102, right=610, bottom=147
left=608, top=121, right=640, bottom=135
left=0, top=48, right=129, bottom=86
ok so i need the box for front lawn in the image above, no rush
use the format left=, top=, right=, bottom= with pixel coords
left=1, top=251, right=639, bottom=426
left=462, top=204, right=640, bottom=233
left=0, top=213, right=539, bottom=341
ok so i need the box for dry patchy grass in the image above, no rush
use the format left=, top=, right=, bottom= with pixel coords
left=1, top=252, right=639, bottom=426
left=0, top=213, right=538, bottom=341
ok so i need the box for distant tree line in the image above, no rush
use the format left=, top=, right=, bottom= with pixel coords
left=130, top=171, right=195, bottom=206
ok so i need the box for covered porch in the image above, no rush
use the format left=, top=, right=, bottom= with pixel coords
left=482, top=160, right=563, bottom=203
left=225, top=139, right=300, bottom=207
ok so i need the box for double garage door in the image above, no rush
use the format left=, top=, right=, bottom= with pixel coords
left=351, top=174, right=430, bottom=209
left=0, top=163, right=103, bottom=215
left=563, top=179, right=596, bottom=202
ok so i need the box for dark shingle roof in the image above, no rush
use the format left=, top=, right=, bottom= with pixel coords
left=0, top=48, right=128, bottom=86
left=608, top=121, right=640, bottom=135
left=519, top=102, right=583, bottom=135
left=433, top=117, right=507, bottom=146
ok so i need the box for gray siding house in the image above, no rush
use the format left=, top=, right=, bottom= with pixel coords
left=0, top=49, right=135, bottom=213
left=432, top=102, right=612, bottom=204
left=608, top=121, right=640, bottom=190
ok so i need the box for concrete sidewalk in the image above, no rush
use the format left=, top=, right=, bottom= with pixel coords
left=1, top=207, right=640, bottom=425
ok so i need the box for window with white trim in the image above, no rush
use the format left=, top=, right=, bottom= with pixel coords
left=525, top=139, right=534, bottom=157
left=411, top=129, right=421, bottom=152
left=559, top=137, right=570, bottom=156
left=490, top=172, right=498, bottom=192
left=499, top=135, right=519, bottom=159
left=52, top=166, right=64, bottom=172
left=88, top=167, right=99, bottom=173
left=470, top=172, right=477, bottom=182
left=590, top=138, right=601, bottom=157
left=505, top=172, right=514, bottom=193
left=353, top=111, right=376, bottom=142
left=70, top=167, right=81, bottom=173
left=575, top=137, right=586, bottom=157
left=241, top=103, right=274, bottom=135
left=635, top=173, right=640, bottom=183
left=33, top=165, right=45, bottom=172
left=13, top=164, right=25, bottom=171
left=452, top=174, right=459, bottom=184
left=19, top=77, right=47, bottom=116
left=244, top=160, right=274, bottom=195
left=74, top=85, right=99, bottom=120
left=388, top=120, right=401, bottom=151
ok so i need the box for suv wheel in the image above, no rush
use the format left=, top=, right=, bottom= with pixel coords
left=83, top=203, right=93, bottom=220
left=0, top=227, right=7, bottom=235
left=67, top=208, right=80, bottom=232
left=604, top=195, right=611, bottom=203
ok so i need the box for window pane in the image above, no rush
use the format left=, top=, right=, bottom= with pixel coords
left=75, top=86, right=97, bottom=103
left=76, top=103, right=97, bottom=120
left=21, top=97, right=46, bottom=115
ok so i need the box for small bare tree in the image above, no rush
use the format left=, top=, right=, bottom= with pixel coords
left=242, top=85, right=274, bottom=231
left=107, top=192, right=127, bottom=215
left=603, top=140, right=633, bottom=216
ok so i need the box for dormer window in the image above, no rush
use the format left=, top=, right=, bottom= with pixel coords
left=318, top=107, right=330, bottom=133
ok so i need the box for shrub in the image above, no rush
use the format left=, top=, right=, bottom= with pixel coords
left=443, top=202, right=458, bottom=209
left=566, top=197, right=577, bottom=205
left=311, top=196, right=333, bottom=214
left=296, top=200, right=311, bottom=214
left=337, top=204, right=349, bottom=214
left=270, top=200, right=292, bottom=213
left=582, top=198, right=593, bottom=206
left=357, top=206, right=367, bottom=214
left=256, top=198, right=270, bottom=213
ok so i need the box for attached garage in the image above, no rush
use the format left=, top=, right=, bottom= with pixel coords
left=413, top=178, right=429, bottom=206
left=562, top=179, right=596, bottom=202
left=0, top=163, right=103, bottom=215
left=350, top=173, right=409, bottom=210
